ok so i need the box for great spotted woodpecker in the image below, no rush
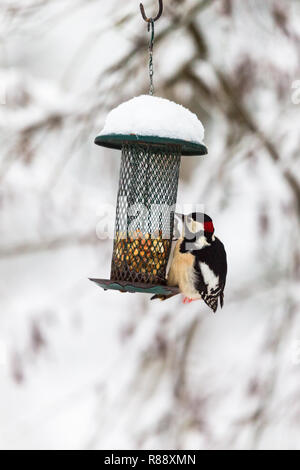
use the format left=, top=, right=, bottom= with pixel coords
left=151, top=213, right=227, bottom=313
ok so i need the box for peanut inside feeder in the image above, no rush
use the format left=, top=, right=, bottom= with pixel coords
left=113, top=230, right=170, bottom=284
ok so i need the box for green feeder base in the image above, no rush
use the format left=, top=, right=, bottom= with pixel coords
left=89, top=279, right=180, bottom=296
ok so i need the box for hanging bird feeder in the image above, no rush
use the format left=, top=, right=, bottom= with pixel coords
left=90, top=0, right=207, bottom=296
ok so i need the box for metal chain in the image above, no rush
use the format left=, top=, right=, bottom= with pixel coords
left=148, top=19, right=155, bottom=95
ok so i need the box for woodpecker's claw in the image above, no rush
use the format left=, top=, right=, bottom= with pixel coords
left=183, top=297, right=199, bottom=304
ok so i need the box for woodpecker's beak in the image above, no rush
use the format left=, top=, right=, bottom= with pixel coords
left=175, top=213, right=185, bottom=222
left=173, top=213, right=185, bottom=241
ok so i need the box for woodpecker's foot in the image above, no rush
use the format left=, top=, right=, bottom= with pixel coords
left=183, top=297, right=199, bottom=304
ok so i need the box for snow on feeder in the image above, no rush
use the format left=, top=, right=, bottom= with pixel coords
left=90, top=1, right=207, bottom=296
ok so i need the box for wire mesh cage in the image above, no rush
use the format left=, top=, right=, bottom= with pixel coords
left=111, top=142, right=181, bottom=285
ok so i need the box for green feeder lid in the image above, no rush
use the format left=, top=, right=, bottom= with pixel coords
left=95, top=134, right=207, bottom=156
left=95, top=95, right=208, bottom=157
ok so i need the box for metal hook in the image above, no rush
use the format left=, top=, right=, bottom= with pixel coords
left=140, top=0, right=163, bottom=23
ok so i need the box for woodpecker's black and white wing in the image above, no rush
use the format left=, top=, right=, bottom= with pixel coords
left=193, top=237, right=227, bottom=313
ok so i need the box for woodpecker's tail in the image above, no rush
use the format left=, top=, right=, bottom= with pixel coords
left=203, top=295, right=218, bottom=313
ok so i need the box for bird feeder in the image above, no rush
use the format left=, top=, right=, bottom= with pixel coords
left=90, top=1, right=207, bottom=296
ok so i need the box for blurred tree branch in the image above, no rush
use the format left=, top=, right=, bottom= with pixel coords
left=172, top=16, right=300, bottom=216
left=0, top=231, right=99, bottom=258
left=101, top=0, right=214, bottom=77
